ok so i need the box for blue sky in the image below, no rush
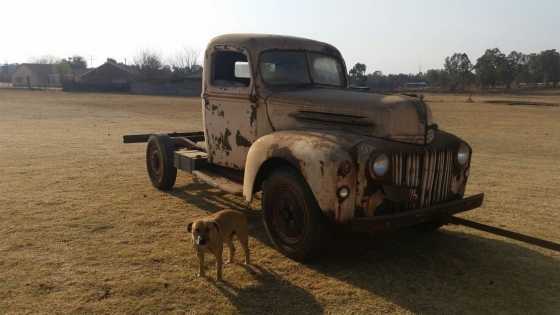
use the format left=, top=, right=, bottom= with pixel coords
left=1, top=0, right=558, bottom=73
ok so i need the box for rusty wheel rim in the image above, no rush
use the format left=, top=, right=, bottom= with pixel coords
left=148, top=142, right=163, bottom=182
left=270, top=186, right=306, bottom=246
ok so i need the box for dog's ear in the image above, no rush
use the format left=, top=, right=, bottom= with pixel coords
left=186, top=222, right=193, bottom=233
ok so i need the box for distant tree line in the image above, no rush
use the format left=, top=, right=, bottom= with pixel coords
left=132, top=48, right=202, bottom=82
left=349, top=48, right=560, bottom=91
left=0, top=48, right=203, bottom=83
left=29, top=55, right=88, bottom=76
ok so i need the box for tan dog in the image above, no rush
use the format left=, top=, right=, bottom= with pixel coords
left=186, top=210, right=250, bottom=281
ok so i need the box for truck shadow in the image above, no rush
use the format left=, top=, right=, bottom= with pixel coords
left=311, top=230, right=560, bottom=313
left=171, top=181, right=270, bottom=243
left=171, top=181, right=254, bottom=214
left=171, top=182, right=560, bottom=313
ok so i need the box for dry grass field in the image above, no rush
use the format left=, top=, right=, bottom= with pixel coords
left=1, top=89, right=559, bottom=314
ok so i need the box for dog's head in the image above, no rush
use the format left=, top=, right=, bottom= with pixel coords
left=187, top=220, right=219, bottom=248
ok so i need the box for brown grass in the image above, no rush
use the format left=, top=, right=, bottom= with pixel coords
left=0, top=89, right=559, bottom=314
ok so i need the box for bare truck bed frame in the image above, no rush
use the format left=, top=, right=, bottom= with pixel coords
left=123, top=132, right=244, bottom=195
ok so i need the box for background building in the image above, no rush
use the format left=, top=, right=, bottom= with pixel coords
left=12, top=64, right=61, bottom=87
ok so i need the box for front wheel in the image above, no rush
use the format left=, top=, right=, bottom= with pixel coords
left=262, top=167, right=329, bottom=262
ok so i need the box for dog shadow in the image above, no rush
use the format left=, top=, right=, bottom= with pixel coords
left=170, top=181, right=560, bottom=313
left=210, top=264, right=323, bottom=315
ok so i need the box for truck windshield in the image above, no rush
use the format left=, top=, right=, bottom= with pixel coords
left=260, top=51, right=345, bottom=87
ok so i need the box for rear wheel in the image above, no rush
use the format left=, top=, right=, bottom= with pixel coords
left=262, top=167, right=328, bottom=262
left=146, top=134, right=177, bottom=191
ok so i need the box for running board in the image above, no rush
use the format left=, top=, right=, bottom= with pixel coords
left=192, top=170, right=243, bottom=195
left=173, top=149, right=243, bottom=195
left=174, top=149, right=208, bottom=172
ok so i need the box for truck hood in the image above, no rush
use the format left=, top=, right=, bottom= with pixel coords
left=265, top=88, right=433, bottom=144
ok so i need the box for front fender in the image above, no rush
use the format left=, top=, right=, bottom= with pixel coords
left=243, top=130, right=357, bottom=222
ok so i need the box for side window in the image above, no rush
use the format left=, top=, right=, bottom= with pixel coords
left=212, top=51, right=250, bottom=87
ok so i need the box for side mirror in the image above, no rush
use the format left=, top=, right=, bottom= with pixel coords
left=234, top=62, right=251, bottom=79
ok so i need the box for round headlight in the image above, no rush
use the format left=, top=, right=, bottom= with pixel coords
left=337, top=186, right=350, bottom=199
left=371, top=154, right=389, bottom=177
left=457, top=143, right=470, bottom=166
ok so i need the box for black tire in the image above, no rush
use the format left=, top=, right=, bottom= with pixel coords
left=262, top=166, right=328, bottom=262
left=146, top=134, right=177, bottom=191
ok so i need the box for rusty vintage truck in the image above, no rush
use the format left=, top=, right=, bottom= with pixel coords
left=124, top=34, right=484, bottom=261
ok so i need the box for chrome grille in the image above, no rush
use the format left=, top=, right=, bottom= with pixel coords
left=391, top=150, right=454, bottom=210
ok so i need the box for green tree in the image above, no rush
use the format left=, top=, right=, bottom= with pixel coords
left=424, top=69, right=450, bottom=88
left=499, top=51, right=523, bottom=89
left=349, top=62, right=367, bottom=86
left=526, top=53, right=544, bottom=84
left=540, top=49, right=560, bottom=87
left=444, top=53, right=473, bottom=90
left=507, top=51, right=531, bottom=85
left=64, top=55, right=87, bottom=70
left=475, top=48, right=505, bottom=88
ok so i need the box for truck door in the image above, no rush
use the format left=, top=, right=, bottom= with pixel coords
left=203, top=47, right=257, bottom=170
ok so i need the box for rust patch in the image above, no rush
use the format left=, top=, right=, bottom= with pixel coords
left=337, top=161, right=351, bottom=177
left=249, top=104, right=257, bottom=127
left=222, top=128, right=232, bottom=151
left=235, top=130, right=252, bottom=147
left=211, top=104, right=219, bottom=115
left=211, top=128, right=232, bottom=152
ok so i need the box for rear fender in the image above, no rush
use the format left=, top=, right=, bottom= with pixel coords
left=243, top=131, right=357, bottom=222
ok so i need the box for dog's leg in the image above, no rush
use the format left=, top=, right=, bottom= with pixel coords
left=226, top=238, right=235, bottom=264
left=196, top=249, right=205, bottom=278
left=215, top=248, right=223, bottom=281
left=238, top=233, right=250, bottom=265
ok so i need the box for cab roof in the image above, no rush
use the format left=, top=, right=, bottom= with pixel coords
left=206, top=33, right=343, bottom=58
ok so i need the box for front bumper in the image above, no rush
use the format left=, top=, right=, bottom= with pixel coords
left=351, top=193, right=484, bottom=232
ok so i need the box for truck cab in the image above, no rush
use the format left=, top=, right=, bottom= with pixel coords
left=125, top=34, right=484, bottom=261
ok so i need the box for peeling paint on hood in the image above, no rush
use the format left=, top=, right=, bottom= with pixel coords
left=266, top=88, right=433, bottom=144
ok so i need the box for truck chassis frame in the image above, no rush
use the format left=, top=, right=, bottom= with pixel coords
left=123, top=132, right=484, bottom=231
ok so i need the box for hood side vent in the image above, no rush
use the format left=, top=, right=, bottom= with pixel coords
left=290, top=111, right=373, bottom=127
